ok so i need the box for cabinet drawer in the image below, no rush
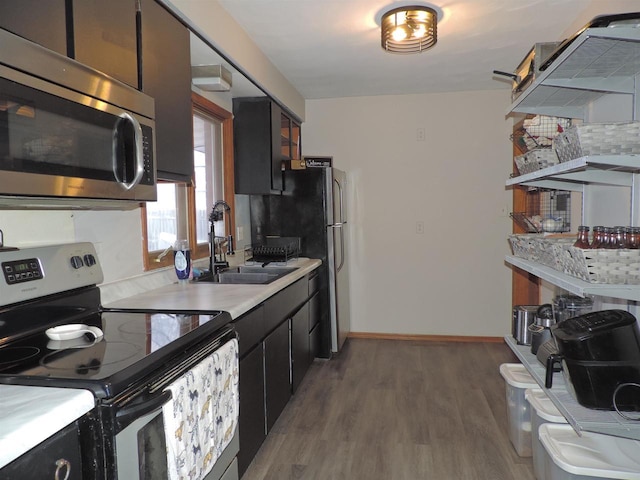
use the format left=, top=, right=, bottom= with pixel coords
left=2, top=421, right=82, bottom=479
left=264, top=277, right=307, bottom=332
left=233, top=306, right=265, bottom=358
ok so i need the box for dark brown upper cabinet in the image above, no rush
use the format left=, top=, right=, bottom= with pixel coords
left=233, top=97, right=302, bottom=194
left=71, top=0, right=139, bottom=88
left=0, top=0, right=67, bottom=55
left=140, top=0, right=194, bottom=182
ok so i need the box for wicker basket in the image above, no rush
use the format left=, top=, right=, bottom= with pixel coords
left=514, top=148, right=559, bottom=175
left=508, top=234, right=539, bottom=260
left=552, top=122, right=640, bottom=163
left=557, top=246, right=640, bottom=284
left=508, top=234, right=573, bottom=269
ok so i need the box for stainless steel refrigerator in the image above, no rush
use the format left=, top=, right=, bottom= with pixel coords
left=248, top=161, right=351, bottom=356
left=325, top=167, right=351, bottom=353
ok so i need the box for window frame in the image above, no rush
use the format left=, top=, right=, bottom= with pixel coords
left=142, top=93, right=235, bottom=271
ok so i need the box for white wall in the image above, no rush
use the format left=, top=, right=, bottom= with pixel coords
left=0, top=208, right=146, bottom=282
left=303, top=89, right=514, bottom=337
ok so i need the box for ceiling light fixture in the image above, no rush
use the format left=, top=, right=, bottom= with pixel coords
left=381, top=5, right=438, bottom=54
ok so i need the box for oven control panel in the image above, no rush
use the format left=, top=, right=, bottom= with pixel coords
left=0, top=242, right=104, bottom=307
left=1, top=258, right=42, bottom=285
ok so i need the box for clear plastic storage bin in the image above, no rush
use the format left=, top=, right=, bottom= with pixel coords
left=539, top=423, right=640, bottom=480
left=499, top=363, right=538, bottom=457
left=526, top=388, right=568, bottom=480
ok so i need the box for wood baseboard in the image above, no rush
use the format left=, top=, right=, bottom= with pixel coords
left=348, top=332, right=504, bottom=343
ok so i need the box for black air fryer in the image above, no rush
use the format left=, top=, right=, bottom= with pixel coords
left=545, top=310, right=640, bottom=411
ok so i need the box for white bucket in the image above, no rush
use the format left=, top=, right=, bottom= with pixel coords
left=499, top=363, right=538, bottom=457
left=539, top=423, right=640, bottom=479
left=526, top=388, right=568, bottom=480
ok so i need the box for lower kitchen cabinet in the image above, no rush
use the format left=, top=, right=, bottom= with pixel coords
left=308, top=291, right=321, bottom=362
left=238, top=343, right=266, bottom=477
left=1, top=421, right=83, bottom=479
left=235, top=268, right=321, bottom=476
left=264, top=319, right=291, bottom=432
left=291, top=302, right=310, bottom=393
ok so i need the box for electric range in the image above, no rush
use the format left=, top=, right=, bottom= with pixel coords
left=0, top=242, right=237, bottom=479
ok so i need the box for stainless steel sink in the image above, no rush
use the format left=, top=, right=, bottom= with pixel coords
left=192, top=266, right=297, bottom=284
left=234, top=266, right=297, bottom=276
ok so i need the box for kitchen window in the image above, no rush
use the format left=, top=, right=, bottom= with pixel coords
left=143, top=93, right=235, bottom=270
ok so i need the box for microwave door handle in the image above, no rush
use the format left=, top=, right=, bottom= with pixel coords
left=113, top=112, right=144, bottom=190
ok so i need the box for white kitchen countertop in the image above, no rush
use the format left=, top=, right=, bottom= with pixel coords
left=0, top=258, right=320, bottom=468
left=104, top=258, right=322, bottom=318
left=0, top=385, right=95, bottom=469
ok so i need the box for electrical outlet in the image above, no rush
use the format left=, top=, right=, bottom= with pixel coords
left=416, top=221, right=425, bottom=234
left=237, top=225, right=244, bottom=242
left=417, top=127, right=425, bottom=142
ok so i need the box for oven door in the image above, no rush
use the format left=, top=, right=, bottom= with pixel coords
left=113, top=326, right=238, bottom=480
left=115, top=389, right=172, bottom=478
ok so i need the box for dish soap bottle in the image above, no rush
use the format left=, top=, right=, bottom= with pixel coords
left=173, top=239, right=191, bottom=281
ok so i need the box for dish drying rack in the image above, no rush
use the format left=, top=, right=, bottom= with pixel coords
left=244, top=236, right=301, bottom=265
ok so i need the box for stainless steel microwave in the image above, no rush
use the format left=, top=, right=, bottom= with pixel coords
left=0, top=28, right=156, bottom=206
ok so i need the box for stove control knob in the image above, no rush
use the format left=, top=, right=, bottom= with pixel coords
left=70, top=255, right=84, bottom=269
left=83, top=254, right=96, bottom=267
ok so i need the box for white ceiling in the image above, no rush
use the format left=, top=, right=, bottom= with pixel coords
left=211, top=0, right=638, bottom=99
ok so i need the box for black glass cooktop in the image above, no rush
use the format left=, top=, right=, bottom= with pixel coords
left=0, top=309, right=232, bottom=399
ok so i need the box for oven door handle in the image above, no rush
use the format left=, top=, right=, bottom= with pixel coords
left=115, top=389, right=172, bottom=433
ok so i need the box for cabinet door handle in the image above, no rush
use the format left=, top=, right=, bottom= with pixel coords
left=55, top=458, right=70, bottom=480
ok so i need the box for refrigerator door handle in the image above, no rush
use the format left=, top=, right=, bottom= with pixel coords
left=332, top=176, right=347, bottom=272
left=328, top=223, right=346, bottom=272
left=334, top=178, right=346, bottom=224
left=337, top=224, right=345, bottom=272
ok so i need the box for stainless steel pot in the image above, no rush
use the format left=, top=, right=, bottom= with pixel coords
left=512, top=305, right=539, bottom=345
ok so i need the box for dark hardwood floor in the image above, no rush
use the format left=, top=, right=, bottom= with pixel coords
left=241, top=338, right=535, bottom=480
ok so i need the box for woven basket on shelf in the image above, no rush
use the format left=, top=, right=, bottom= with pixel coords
left=557, top=246, right=640, bottom=285
left=514, top=148, right=559, bottom=175
left=552, top=122, right=640, bottom=163
left=508, top=234, right=573, bottom=269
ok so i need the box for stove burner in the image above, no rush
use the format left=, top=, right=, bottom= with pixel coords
left=117, top=319, right=151, bottom=335
left=0, top=346, right=40, bottom=367
left=40, top=341, right=140, bottom=372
